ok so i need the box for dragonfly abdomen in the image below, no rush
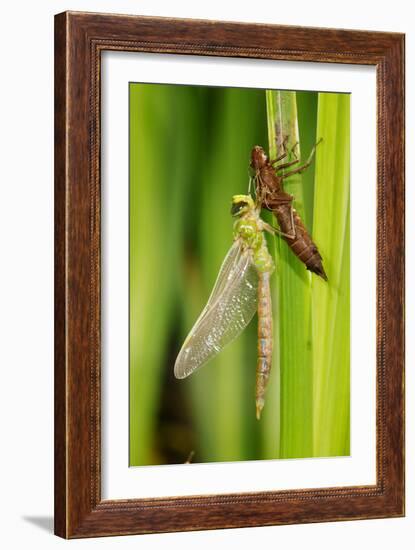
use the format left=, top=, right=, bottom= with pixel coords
left=256, top=270, right=273, bottom=420
left=275, top=205, right=327, bottom=281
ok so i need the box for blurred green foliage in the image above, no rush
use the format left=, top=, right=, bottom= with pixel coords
left=129, top=83, right=350, bottom=466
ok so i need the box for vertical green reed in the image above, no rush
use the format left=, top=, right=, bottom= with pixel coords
left=296, top=92, right=318, bottom=230
left=130, top=83, right=167, bottom=466
left=129, top=83, right=202, bottom=465
left=265, top=91, right=313, bottom=459
left=312, top=93, right=350, bottom=456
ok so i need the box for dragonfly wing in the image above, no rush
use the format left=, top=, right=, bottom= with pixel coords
left=196, top=240, right=242, bottom=321
left=177, top=241, right=242, bottom=337
left=174, top=245, right=258, bottom=379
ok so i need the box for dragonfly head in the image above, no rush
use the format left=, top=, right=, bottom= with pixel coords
left=231, top=194, right=255, bottom=217
left=250, top=145, right=268, bottom=171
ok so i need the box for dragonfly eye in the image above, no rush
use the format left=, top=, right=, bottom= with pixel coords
left=231, top=201, right=248, bottom=216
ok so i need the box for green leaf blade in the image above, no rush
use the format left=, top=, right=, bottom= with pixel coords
left=266, top=90, right=314, bottom=459
left=312, top=92, right=350, bottom=457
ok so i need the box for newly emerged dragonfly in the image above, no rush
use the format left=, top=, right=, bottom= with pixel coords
left=174, top=194, right=276, bottom=419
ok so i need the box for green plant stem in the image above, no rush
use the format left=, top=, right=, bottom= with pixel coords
left=265, top=90, right=313, bottom=459
left=129, top=83, right=200, bottom=465
left=312, top=92, right=350, bottom=456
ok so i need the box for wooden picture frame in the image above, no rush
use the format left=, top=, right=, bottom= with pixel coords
left=54, top=11, right=405, bottom=538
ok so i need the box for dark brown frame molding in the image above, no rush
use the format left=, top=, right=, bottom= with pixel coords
left=54, top=11, right=405, bottom=538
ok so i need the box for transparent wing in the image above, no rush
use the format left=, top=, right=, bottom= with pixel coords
left=174, top=243, right=258, bottom=379
left=193, top=240, right=242, bottom=324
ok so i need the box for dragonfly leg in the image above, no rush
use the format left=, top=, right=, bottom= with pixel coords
left=263, top=220, right=296, bottom=240
left=280, top=138, right=322, bottom=179
left=272, top=140, right=299, bottom=166
left=280, top=161, right=311, bottom=179
left=269, top=135, right=289, bottom=164
left=275, top=158, right=300, bottom=171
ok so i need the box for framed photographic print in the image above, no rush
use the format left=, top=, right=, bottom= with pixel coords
left=54, top=11, right=405, bottom=538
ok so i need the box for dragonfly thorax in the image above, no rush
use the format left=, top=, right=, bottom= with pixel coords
left=234, top=216, right=274, bottom=274
left=234, top=218, right=261, bottom=247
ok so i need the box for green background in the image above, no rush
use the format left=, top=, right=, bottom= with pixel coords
left=129, top=83, right=350, bottom=466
